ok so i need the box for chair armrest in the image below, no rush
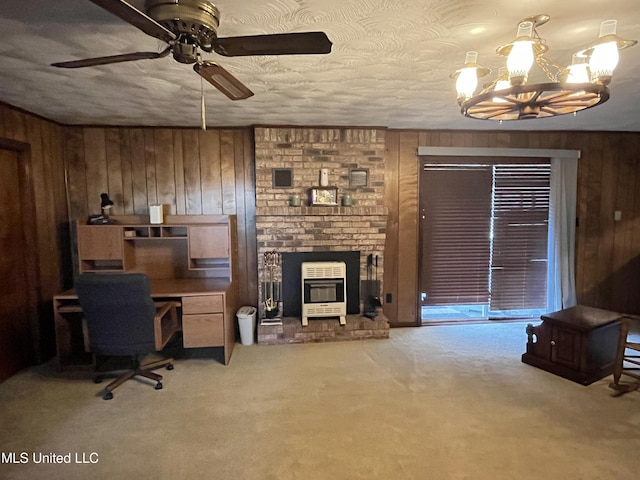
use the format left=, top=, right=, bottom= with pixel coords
left=154, top=301, right=179, bottom=351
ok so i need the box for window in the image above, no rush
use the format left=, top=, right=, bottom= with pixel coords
left=419, top=157, right=550, bottom=321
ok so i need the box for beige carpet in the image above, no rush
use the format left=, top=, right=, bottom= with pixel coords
left=1, top=322, right=639, bottom=480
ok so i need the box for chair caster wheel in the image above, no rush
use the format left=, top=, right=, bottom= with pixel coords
left=166, top=364, right=174, bottom=370
left=155, top=382, right=163, bottom=390
left=94, top=377, right=103, bottom=384
left=103, top=391, right=114, bottom=400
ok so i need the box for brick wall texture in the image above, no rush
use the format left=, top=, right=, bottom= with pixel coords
left=254, top=127, right=388, bottom=311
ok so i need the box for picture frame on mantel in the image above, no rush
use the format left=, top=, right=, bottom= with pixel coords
left=272, top=168, right=294, bottom=189
left=349, top=168, right=369, bottom=188
left=309, top=186, right=338, bottom=206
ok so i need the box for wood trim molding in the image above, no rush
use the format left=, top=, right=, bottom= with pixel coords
left=0, top=138, right=30, bottom=152
left=417, top=147, right=581, bottom=159
left=0, top=137, right=42, bottom=362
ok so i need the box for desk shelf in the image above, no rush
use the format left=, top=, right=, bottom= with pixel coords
left=79, top=259, right=124, bottom=272
left=162, top=226, right=188, bottom=238
left=123, top=225, right=188, bottom=239
left=78, top=219, right=232, bottom=275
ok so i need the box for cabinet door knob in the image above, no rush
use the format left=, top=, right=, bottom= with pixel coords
left=550, top=340, right=556, bottom=346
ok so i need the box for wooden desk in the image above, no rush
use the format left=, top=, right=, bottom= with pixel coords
left=54, top=278, right=236, bottom=370
left=522, top=305, right=622, bottom=385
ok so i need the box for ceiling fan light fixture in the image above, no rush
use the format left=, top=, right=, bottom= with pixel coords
left=145, top=0, right=220, bottom=48
left=173, top=38, right=198, bottom=64
left=452, top=15, right=636, bottom=121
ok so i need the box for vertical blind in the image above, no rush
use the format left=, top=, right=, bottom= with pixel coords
left=420, top=158, right=550, bottom=311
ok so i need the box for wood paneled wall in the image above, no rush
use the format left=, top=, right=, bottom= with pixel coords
left=0, top=103, right=70, bottom=361
left=62, top=126, right=258, bottom=309
left=4, top=96, right=640, bottom=357
left=384, top=130, right=640, bottom=326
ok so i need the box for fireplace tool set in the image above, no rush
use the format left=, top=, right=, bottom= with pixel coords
left=364, top=254, right=382, bottom=319
left=262, top=251, right=281, bottom=319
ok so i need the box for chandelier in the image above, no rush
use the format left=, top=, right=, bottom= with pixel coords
left=451, top=14, right=637, bottom=121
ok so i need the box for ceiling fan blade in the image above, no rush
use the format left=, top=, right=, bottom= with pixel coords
left=89, top=0, right=176, bottom=44
left=211, top=32, right=332, bottom=57
left=52, top=48, right=171, bottom=68
left=194, top=62, right=254, bottom=101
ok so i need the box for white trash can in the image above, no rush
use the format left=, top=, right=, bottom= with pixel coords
left=237, top=306, right=257, bottom=345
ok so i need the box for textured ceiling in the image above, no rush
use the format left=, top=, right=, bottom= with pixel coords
left=1, top=0, right=639, bottom=131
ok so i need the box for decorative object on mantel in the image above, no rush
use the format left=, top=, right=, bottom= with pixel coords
left=309, top=186, right=338, bottom=206
left=319, top=168, right=329, bottom=187
left=450, top=15, right=637, bottom=121
left=342, top=193, right=353, bottom=207
left=289, top=193, right=301, bottom=207
left=349, top=168, right=369, bottom=188
left=273, top=168, right=294, bottom=189
left=262, top=251, right=281, bottom=320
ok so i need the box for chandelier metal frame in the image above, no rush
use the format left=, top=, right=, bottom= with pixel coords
left=462, top=82, right=610, bottom=120
left=452, top=14, right=635, bottom=121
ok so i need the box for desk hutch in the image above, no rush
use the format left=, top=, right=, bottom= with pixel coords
left=54, top=215, right=239, bottom=370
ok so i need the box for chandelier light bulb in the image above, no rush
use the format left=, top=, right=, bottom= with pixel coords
left=493, top=67, right=511, bottom=102
left=494, top=67, right=510, bottom=91
left=455, top=51, right=480, bottom=103
left=566, top=55, right=590, bottom=84
left=507, top=21, right=535, bottom=85
left=589, top=20, right=620, bottom=84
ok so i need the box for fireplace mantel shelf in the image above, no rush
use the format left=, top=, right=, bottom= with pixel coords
left=256, top=206, right=387, bottom=217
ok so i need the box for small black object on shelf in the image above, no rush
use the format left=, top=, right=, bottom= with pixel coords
left=87, top=193, right=117, bottom=224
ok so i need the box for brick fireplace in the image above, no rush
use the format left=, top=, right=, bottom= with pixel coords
left=254, top=127, right=389, bottom=342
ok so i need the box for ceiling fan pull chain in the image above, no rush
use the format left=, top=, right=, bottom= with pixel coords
left=201, top=73, right=206, bottom=131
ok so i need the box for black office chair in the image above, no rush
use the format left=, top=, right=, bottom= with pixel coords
left=75, top=273, right=178, bottom=400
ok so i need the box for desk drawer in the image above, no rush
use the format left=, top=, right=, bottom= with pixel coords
left=182, top=313, right=224, bottom=347
left=182, top=295, right=223, bottom=314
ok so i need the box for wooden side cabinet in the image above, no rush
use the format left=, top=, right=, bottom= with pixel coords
left=522, top=305, right=622, bottom=385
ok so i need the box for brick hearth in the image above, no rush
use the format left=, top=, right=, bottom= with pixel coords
left=258, top=314, right=389, bottom=345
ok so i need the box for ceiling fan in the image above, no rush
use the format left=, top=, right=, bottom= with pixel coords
left=52, top=0, right=333, bottom=101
